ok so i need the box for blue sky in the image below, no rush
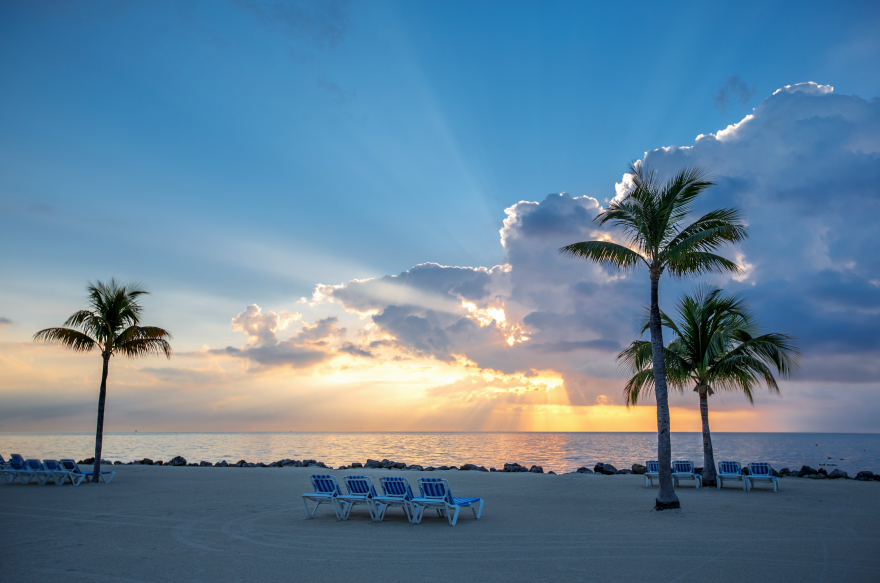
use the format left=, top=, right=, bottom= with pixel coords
left=1, top=0, right=879, bottom=432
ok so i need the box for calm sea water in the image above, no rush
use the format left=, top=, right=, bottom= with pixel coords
left=2, top=432, right=879, bottom=474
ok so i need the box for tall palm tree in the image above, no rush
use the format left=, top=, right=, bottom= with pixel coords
left=619, top=286, right=799, bottom=486
left=34, top=279, right=172, bottom=482
left=559, top=163, right=747, bottom=510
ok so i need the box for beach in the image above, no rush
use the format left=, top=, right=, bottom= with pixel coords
left=3, top=466, right=878, bottom=582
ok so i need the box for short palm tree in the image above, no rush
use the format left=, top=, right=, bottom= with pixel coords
left=619, top=286, right=799, bottom=486
left=34, top=280, right=172, bottom=482
left=559, top=162, right=747, bottom=510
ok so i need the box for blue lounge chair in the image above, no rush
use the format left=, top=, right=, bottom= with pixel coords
left=2, top=459, right=36, bottom=485
left=644, top=460, right=660, bottom=487
left=672, top=460, right=702, bottom=488
left=717, top=461, right=747, bottom=490
left=411, top=478, right=483, bottom=526
left=302, top=474, right=343, bottom=518
left=25, top=459, right=54, bottom=485
left=43, top=459, right=82, bottom=486
left=335, top=475, right=378, bottom=520
left=746, top=463, right=779, bottom=493
left=372, top=476, right=415, bottom=522
left=59, top=459, right=116, bottom=484
left=0, top=454, right=8, bottom=470
left=10, top=454, right=25, bottom=465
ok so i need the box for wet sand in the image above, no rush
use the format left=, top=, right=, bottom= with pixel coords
left=2, top=466, right=878, bottom=582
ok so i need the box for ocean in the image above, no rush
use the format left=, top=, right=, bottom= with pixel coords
left=3, top=432, right=879, bottom=474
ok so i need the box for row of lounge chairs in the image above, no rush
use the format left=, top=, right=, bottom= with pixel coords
left=644, top=460, right=779, bottom=492
left=302, top=475, right=483, bottom=526
left=0, top=455, right=115, bottom=486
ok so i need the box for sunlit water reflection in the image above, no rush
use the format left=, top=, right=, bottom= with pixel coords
left=2, top=432, right=879, bottom=474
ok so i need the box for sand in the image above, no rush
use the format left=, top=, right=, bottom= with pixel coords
left=2, top=466, right=878, bottom=582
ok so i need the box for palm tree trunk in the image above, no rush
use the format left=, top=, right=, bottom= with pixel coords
left=92, top=353, right=110, bottom=483
left=699, top=388, right=717, bottom=487
left=649, top=272, right=680, bottom=509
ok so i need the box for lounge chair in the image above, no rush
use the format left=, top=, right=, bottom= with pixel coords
left=644, top=460, right=660, bottom=487
left=43, top=459, right=83, bottom=486
left=25, top=459, right=54, bottom=485
left=2, top=459, right=36, bottom=485
left=410, top=478, right=483, bottom=526
left=746, top=463, right=779, bottom=493
left=0, top=454, right=8, bottom=469
left=335, top=475, right=378, bottom=520
left=372, top=476, right=415, bottom=522
left=59, top=459, right=116, bottom=484
left=717, top=461, right=747, bottom=490
left=11, top=454, right=25, bottom=465
left=302, top=474, right=343, bottom=518
left=672, top=461, right=702, bottom=488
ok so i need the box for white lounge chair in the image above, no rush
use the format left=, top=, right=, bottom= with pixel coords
left=372, top=476, right=415, bottom=522
left=672, top=460, right=702, bottom=488
left=335, top=475, right=378, bottom=521
left=410, top=478, right=483, bottom=526
left=59, top=459, right=116, bottom=483
left=2, top=459, right=36, bottom=485
left=746, top=463, right=779, bottom=493
left=24, top=459, right=54, bottom=485
left=302, top=474, right=343, bottom=518
left=644, top=460, right=660, bottom=487
left=42, top=459, right=82, bottom=486
left=717, top=461, right=747, bottom=490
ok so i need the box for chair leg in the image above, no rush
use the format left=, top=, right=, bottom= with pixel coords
left=447, top=504, right=461, bottom=526
left=474, top=499, right=484, bottom=520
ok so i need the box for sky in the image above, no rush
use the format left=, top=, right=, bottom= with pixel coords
left=1, top=0, right=879, bottom=432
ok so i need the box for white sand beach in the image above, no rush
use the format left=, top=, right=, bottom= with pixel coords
left=2, top=466, right=878, bottom=582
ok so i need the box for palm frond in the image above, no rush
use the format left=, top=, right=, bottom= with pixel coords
left=32, top=327, right=97, bottom=352
left=558, top=241, right=645, bottom=271
left=665, top=252, right=741, bottom=278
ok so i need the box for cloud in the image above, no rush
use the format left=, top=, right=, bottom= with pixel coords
left=317, top=77, right=355, bottom=106
left=233, top=0, right=350, bottom=49
left=231, top=304, right=300, bottom=345
left=0, top=317, right=12, bottom=326
left=713, top=75, right=756, bottom=113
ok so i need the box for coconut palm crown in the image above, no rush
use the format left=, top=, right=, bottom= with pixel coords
left=34, top=279, right=172, bottom=481
left=559, top=162, right=747, bottom=509
left=619, top=286, right=799, bottom=486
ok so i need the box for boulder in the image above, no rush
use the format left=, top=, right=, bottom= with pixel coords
left=529, top=465, right=544, bottom=474
left=187, top=463, right=198, bottom=467
left=167, top=456, right=187, bottom=467
left=407, top=464, right=425, bottom=471
left=460, top=463, right=488, bottom=472
left=489, top=467, right=497, bottom=472
left=79, top=457, right=95, bottom=464
left=631, top=464, right=647, bottom=475
left=215, top=460, right=229, bottom=467
left=855, top=471, right=875, bottom=481
left=425, top=466, right=435, bottom=471
left=436, top=466, right=450, bottom=471
left=615, top=469, right=633, bottom=474
left=593, top=463, right=618, bottom=475
left=818, top=468, right=828, bottom=476
left=799, top=465, right=818, bottom=477
left=255, top=462, right=267, bottom=468
left=364, top=459, right=383, bottom=469
left=828, top=469, right=848, bottom=479
left=155, top=461, right=164, bottom=466
left=548, top=471, right=556, bottom=475
left=350, top=462, right=363, bottom=468
left=234, top=460, right=248, bottom=467
left=198, top=461, right=212, bottom=467
left=503, top=462, right=529, bottom=473
left=575, top=467, right=593, bottom=474
left=281, top=460, right=301, bottom=467
left=779, top=468, right=791, bottom=477
left=114, top=461, right=123, bottom=465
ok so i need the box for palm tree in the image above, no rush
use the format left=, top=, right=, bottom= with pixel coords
left=619, top=286, right=799, bottom=486
left=34, top=279, right=172, bottom=482
left=559, top=163, right=747, bottom=510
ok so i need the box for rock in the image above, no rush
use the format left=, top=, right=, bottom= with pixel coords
left=215, top=460, right=229, bottom=467
left=503, top=462, right=529, bottom=473
left=489, top=467, right=497, bottom=472
left=187, top=463, right=198, bottom=467
left=799, top=465, right=818, bottom=477
left=234, top=460, right=248, bottom=467
left=548, top=471, right=556, bottom=475
left=593, top=463, right=618, bottom=475
left=425, top=466, right=435, bottom=471
left=779, top=468, right=791, bottom=476
left=616, top=469, right=633, bottom=474
left=364, top=459, right=383, bottom=469
left=281, top=460, right=300, bottom=467
left=436, top=466, right=450, bottom=471
left=772, top=469, right=781, bottom=477
left=828, top=469, right=848, bottom=479
left=79, top=457, right=95, bottom=464
left=167, top=456, right=187, bottom=467
left=155, top=461, right=164, bottom=466
left=113, top=461, right=123, bottom=465
left=810, top=473, right=829, bottom=479
left=407, top=464, right=424, bottom=471
left=855, top=471, right=875, bottom=481
left=529, top=465, right=544, bottom=473
left=460, top=463, right=488, bottom=472
left=350, top=462, right=363, bottom=468
left=818, top=468, right=828, bottom=476
left=254, top=462, right=267, bottom=468
left=631, top=464, right=647, bottom=475
left=575, top=467, right=593, bottom=474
